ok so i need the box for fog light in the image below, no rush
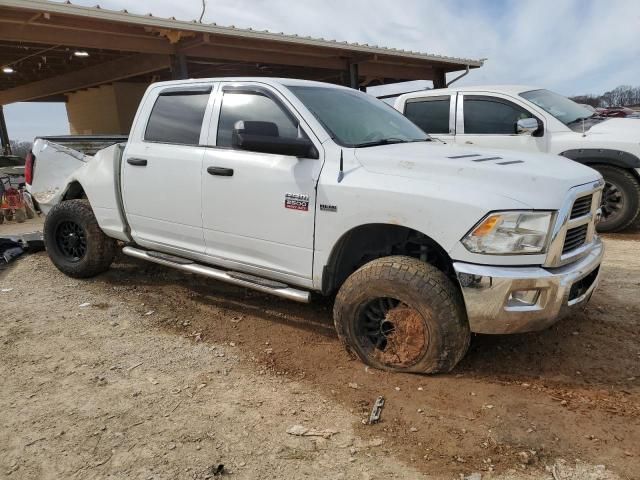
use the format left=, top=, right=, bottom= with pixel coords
left=508, top=289, right=540, bottom=307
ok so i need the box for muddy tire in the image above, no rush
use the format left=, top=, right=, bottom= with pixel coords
left=15, top=208, right=26, bottom=223
left=594, top=165, right=640, bottom=232
left=44, top=199, right=117, bottom=278
left=333, top=256, right=470, bottom=374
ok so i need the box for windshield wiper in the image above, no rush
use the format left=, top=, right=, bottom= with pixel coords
left=353, top=137, right=428, bottom=148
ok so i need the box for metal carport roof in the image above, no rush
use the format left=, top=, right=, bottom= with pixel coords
left=0, top=0, right=484, bottom=105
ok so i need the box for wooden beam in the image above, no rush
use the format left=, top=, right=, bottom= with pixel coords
left=358, top=62, right=435, bottom=81
left=0, top=54, right=171, bottom=104
left=0, top=21, right=173, bottom=54
left=185, top=44, right=348, bottom=71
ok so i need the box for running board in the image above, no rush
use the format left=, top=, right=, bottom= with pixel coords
left=122, top=246, right=310, bottom=303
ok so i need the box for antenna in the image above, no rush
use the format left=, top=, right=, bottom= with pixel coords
left=337, top=150, right=344, bottom=183
left=199, top=0, right=207, bottom=22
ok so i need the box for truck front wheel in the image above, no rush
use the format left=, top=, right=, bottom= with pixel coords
left=594, top=165, right=640, bottom=232
left=44, top=199, right=117, bottom=278
left=333, top=256, right=470, bottom=374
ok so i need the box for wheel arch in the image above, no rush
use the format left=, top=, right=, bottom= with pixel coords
left=321, top=223, right=455, bottom=295
left=61, top=180, right=88, bottom=201
left=560, top=149, right=640, bottom=172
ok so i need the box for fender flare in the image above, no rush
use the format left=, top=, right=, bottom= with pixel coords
left=559, top=149, right=640, bottom=170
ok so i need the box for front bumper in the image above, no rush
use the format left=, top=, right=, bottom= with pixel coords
left=453, top=237, right=604, bottom=334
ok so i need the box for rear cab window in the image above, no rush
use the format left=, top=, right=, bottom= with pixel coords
left=403, top=96, right=451, bottom=134
left=145, top=87, right=211, bottom=145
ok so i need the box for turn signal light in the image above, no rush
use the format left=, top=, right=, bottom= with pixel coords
left=470, top=214, right=501, bottom=237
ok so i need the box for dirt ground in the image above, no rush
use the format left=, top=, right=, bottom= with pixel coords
left=0, top=221, right=638, bottom=479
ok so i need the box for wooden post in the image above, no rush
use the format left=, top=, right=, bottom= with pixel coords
left=432, top=68, right=446, bottom=89
left=172, top=53, right=189, bottom=80
left=0, top=106, right=11, bottom=156
left=349, top=63, right=359, bottom=90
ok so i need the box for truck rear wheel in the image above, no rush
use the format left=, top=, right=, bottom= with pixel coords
left=333, top=256, right=470, bottom=374
left=44, top=199, right=117, bottom=278
left=594, top=165, right=640, bottom=232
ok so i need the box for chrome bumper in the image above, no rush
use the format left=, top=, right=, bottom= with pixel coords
left=453, top=237, right=604, bottom=334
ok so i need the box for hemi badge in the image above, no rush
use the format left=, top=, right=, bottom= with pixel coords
left=320, top=204, right=337, bottom=212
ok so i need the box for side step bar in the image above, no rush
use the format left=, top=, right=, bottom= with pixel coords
left=122, top=246, right=310, bottom=303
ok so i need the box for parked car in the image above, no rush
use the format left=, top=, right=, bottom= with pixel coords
left=27, top=78, right=604, bottom=373
left=391, top=85, right=640, bottom=232
left=599, top=106, right=637, bottom=118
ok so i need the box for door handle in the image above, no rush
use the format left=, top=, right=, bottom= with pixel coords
left=127, top=158, right=148, bottom=166
left=465, top=141, right=474, bottom=145
left=207, top=166, right=234, bottom=177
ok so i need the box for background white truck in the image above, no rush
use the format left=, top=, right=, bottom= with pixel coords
left=27, top=78, right=604, bottom=373
left=390, top=85, right=640, bottom=232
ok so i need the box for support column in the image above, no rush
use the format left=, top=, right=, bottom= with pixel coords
left=172, top=53, right=189, bottom=80
left=348, top=63, right=360, bottom=90
left=0, top=105, right=11, bottom=156
left=432, top=68, right=446, bottom=89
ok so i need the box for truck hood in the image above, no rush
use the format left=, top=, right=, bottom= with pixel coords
left=354, top=141, right=601, bottom=209
left=586, top=117, right=640, bottom=138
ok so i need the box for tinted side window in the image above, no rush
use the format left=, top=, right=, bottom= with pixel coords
left=145, top=91, right=210, bottom=145
left=217, top=92, right=299, bottom=148
left=404, top=97, right=450, bottom=134
left=464, top=97, right=532, bottom=134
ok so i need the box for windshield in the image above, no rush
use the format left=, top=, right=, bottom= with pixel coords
left=520, top=89, right=594, bottom=125
left=287, top=86, right=429, bottom=147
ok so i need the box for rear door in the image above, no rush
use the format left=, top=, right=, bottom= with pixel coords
left=455, top=93, right=547, bottom=152
left=200, top=82, right=324, bottom=284
left=401, top=94, right=455, bottom=142
left=122, top=83, right=217, bottom=254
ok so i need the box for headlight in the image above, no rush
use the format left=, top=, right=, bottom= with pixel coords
left=462, top=211, right=555, bottom=255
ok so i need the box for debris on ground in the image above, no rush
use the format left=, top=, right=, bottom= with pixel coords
left=368, top=396, right=385, bottom=424
left=463, top=473, right=482, bottom=480
left=286, top=425, right=338, bottom=438
left=204, top=464, right=225, bottom=477
left=0, top=232, right=44, bottom=265
left=0, top=238, right=23, bottom=264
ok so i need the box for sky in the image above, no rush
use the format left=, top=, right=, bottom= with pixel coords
left=4, top=0, right=640, bottom=142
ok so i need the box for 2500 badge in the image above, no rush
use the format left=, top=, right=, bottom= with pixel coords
left=284, top=193, right=309, bottom=211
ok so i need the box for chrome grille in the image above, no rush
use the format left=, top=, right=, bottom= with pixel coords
left=544, top=180, right=604, bottom=268
left=562, top=224, right=588, bottom=254
left=570, top=195, right=593, bottom=219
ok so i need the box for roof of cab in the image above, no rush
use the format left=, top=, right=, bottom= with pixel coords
left=391, top=85, right=544, bottom=105
left=438, top=85, right=541, bottom=94
left=146, top=77, right=349, bottom=90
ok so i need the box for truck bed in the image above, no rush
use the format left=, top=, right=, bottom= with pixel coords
left=37, top=135, right=127, bottom=156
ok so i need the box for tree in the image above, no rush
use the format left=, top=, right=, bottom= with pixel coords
left=570, top=85, right=640, bottom=108
left=8, top=140, right=32, bottom=158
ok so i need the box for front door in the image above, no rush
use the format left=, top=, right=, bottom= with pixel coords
left=201, top=82, right=324, bottom=283
left=455, top=93, right=547, bottom=152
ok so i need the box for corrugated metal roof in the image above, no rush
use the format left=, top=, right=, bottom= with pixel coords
left=0, top=0, right=484, bottom=68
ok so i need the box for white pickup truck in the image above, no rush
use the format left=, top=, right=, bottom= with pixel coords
left=27, top=78, right=604, bottom=374
left=391, top=85, right=640, bottom=232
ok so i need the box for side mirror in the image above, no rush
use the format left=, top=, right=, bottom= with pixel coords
left=516, top=117, right=543, bottom=136
left=231, top=120, right=318, bottom=159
